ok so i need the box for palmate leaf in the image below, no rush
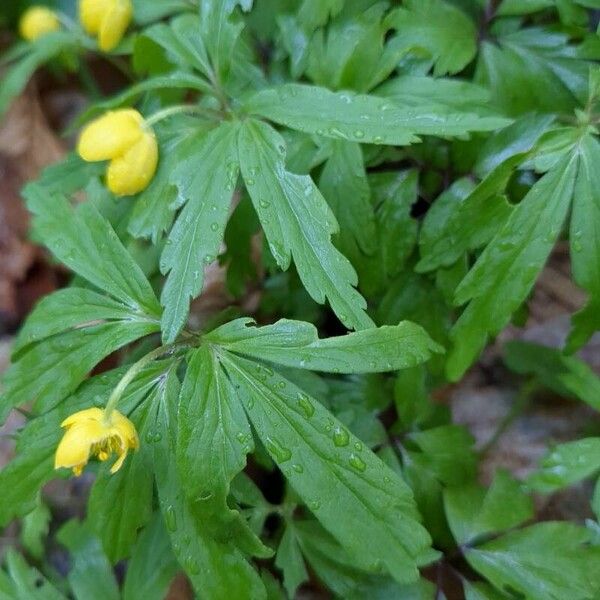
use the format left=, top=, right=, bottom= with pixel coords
left=147, top=369, right=269, bottom=600
left=205, top=318, right=443, bottom=373
left=238, top=119, right=374, bottom=331
left=160, top=121, right=240, bottom=341
left=221, top=352, right=433, bottom=584
left=385, top=0, right=478, bottom=76
left=447, top=152, right=579, bottom=380
left=244, top=84, right=510, bottom=146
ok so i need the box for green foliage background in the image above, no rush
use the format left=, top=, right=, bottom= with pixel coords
left=1, top=0, right=600, bottom=598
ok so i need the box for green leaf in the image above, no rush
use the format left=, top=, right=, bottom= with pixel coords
left=0, top=550, right=66, bottom=600
left=377, top=75, right=492, bottom=113
left=206, top=318, right=442, bottom=373
left=465, top=523, right=600, bottom=600
left=200, top=0, right=250, bottom=81
left=238, top=119, right=374, bottom=331
left=148, top=368, right=268, bottom=600
left=385, top=0, right=477, bottom=75
left=568, top=135, right=600, bottom=351
left=527, top=438, right=600, bottom=493
left=0, top=32, right=75, bottom=115
left=319, top=140, right=377, bottom=262
left=20, top=497, right=51, bottom=561
left=407, top=425, right=477, bottom=486
left=2, top=321, right=156, bottom=416
left=57, top=521, right=120, bottom=600
left=245, top=84, right=509, bottom=146
left=13, top=288, right=158, bottom=356
left=444, top=471, right=533, bottom=544
left=503, top=340, right=600, bottom=411
left=132, top=0, right=192, bottom=24
left=275, top=525, right=309, bottom=597
left=222, top=352, right=432, bottom=584
left=87, top=440, right=153, bottom=563
left=122, top=514, right=179, bottom=600
left=160, top=121, right=240, bottom=342
left=24, top=188, right=161, bottom=318
left=176, top=345, right=269, bottom=557
left=447, top=153, right=578, bottom=380
left=417, top=158, right=516, bottom=273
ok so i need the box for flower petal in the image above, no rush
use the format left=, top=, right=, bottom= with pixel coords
left=60, top=406, right=103, bottom=428
left=54, top=420, right=106, bottom=469
left=79, top=0, right=113, bottom=35
left=19, top=7, right=60, bottom=41
left=110, top=447, right=129, bottom=473
left=107, top=131, right=158, bottom=196
left=77, top=109, right=143, bottom=162
left=98, top=0, right=132, bottom=52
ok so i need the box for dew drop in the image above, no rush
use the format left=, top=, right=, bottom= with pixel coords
left=165, top=506, right=177, bottom=532
left=210, top=222, right=219, bottom=232
left=184, top=556, right=200, bottom=574
left=259, top=199, right=271, bottom=208
left=354, top=441, right=363, bottom=451
left=153, top=432, right=162, bottom=443
left=333, top=426, right=350, bottom=447
left=353, top=129, right=365, bottom=139
left=309, top=500, right=321, bottom=511
left=349, top=453, right=366, bottom=472
left=203, top=254, right=215, bottom=264
left=292, top=464, right=304, bottom=473
left=373, top=135, right=384, bottom=143
left=246, top=178, right=255, bottom=186
left=297, top=394, right=315, bottom=418
left=266, top=436, right=292, bottom=463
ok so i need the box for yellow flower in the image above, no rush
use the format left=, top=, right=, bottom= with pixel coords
left=79, top=0, right=132, bottom=52
left=19, top=6, right=60, bottom=41
left=54, top=407, right=139, bottom=476
left=77, top=109, right=158, bottom=196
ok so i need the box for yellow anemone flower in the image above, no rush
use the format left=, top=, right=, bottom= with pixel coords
left=79, top=0, right=133, bottom=52
left=19, top=6, right=60, bottom=41
left=77, top=109, right=158, bottom=196
left=54, top=407, right=139, bottom=476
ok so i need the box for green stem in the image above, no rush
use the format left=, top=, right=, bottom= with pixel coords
left=103, top=342, right=191, bottom=421
left=145, top=104, right=219, bottom=127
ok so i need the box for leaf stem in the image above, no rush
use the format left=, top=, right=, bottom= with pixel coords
left=145, top=104, right=220, bottom=126
left=103, top=341, right=192, bottom=421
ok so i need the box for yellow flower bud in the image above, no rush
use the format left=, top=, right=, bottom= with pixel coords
left=54, top=407, right=139, bottom=476
left=107, top=132, right=158, bottom=195
left=77, top=109, right=158, bottom=196
left=19, top=6, right=60, bottom=42
left=79, top=0, right=132, bottom=52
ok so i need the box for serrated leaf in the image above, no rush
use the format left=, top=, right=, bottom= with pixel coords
left=444, top=471, right=533, bottom=544
left=2, top=321, right=157, bottom=417
left=447, top=153, right=578, bottom=380
left=207, top=318, right=442, bottom=373
left=275, top=525, right=309, bottom=597
left=222, top=352, right=432, bottom=584
left=13, top=288, right=158, bottom=356
left=176, top=346, right=268, bottom=557
left=160, top=121, right=240, bottom=342
left=465, top=523, right=600, bottom=600
left=148, top=368, right=268, bottom=600
left=319, top=140, right=377, bottom=260
left=385, top=0, right=477, bottom=75
left=245, top=84, right=510, bottom=146
left=503, top=340, right=600, bottom=410
left=568, top=135, right=600, bottom=351
left=238, top=119, right=373, bottom=331
left=122, top=514, right=178, bottom=600
left=24, top=188, right=161, bottom=317
left=57, top=521, right=120, bottom=600
left=417, top=157, right=517, bottom=273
